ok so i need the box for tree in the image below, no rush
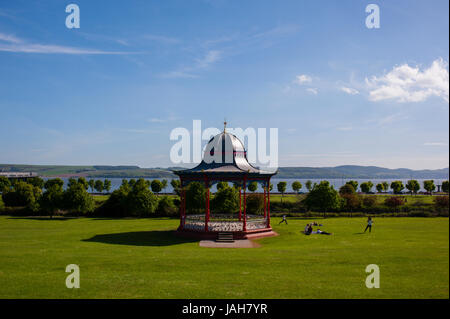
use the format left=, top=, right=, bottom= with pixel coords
left=170, top=179, right=181, bottom=195
left=442, top=181, right=449, bottom=193
left=161, top=179, right=168, bottom=193
left=384, top=196, right=405, bottom=212
left=341, top=193, right=361, bottom=217
left=382, top=181, right=389, bottom=193
left=406, top=180, right=420, bottom=195
left=216, top=181, right=229, bottom=191
left=292, top=181, right=302, bottom=194
left=94, top=180, right=104, bottom=193
left=434, top=196, right=449, bottom=213
left=99, top=182, right=131, bottom=217
left=362, top=196, right=377, bottom=209
left=44, top=178, right=64, bottom=190
left=2, top=181, right=41, bottom=210
left=185, top=182, right=206, bottom=213
left=127, top=179, right=158, bottom=216
left=77, top=177, right=89, bottom=190
left=390, top=181, right=404, bottom=194
left=305, top=180, right=313, bottom=192
left=360, top=182, right=373, bottom=194
left=103, top=179, right=112, bottom=193
left=211, top=186, right=238, bottom=214
left=248, top=181, right=258, bottom=193
left=303, top=181, right=341, bottom=214
left=63, top=182, right=94, bottom=214
left=129, top=179, right=136, bottom=188
left=346, top=181, right=359, bottom=192
left=156, top=196, right=177, bottom=216
left=376, top=183, right=384, bottom=193
left=423, top=180, right=436, bottom=195
left=0, top=176, right=11, bottom=193
left=40, top=184, right=63, bottom=218
left=151, top=179, right=163, bottom=194
left=269, top=183, right=273, bottom=192
left=246, top=193, right=264, bottom=215
left=339, top=183, right=356, bottom=195
left=277, top=181, right=287, bottom=203
left=28, top=177, right=45, bottom=189
left=88, top=179, right=95, bottom=193
left=67, top=178, right=77, bottom=188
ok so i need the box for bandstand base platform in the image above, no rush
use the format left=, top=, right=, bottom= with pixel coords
left=175, top=227, right=278, bottom=240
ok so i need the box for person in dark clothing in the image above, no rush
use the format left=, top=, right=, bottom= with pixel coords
left=364, top=217, right=373, bottom=233
left=279, top=215, right=288, bottom=225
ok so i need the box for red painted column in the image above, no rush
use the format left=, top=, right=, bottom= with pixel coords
left=205, top=177, right=210, bottom=232
left=182, top=187, right=186, bottom=228
left=263, top=185, right=267, bottom=218
left=239, top=186, right=242, bottom=221
left=243, top=177, right=247, bottom=231
left=179, top=179, right=184, bottom=230
left=267, top=178, right=271, bottom=228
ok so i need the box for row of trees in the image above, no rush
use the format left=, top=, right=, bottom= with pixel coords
left=0, top=177, right=178, bottom=217
left=302, top=181, right=449, bottom=214
left=276, top=179, right=449, bottom=195
left=1, top=177, right=95, bottom=216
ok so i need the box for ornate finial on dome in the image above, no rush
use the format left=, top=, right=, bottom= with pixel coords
left=223, top=119, right=227, bottom=133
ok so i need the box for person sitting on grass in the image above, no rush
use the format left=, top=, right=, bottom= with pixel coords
left=304, top=224, right=310, bottom=234
left=303, top=224, right=313, bottom=235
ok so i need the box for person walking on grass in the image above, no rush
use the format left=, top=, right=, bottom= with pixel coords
left=279, top=215, right=288, bottom=225
left=364, top=216, right=373, bottom=233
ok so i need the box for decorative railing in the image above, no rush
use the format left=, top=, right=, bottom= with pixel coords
left=183, top=214, right=268, bottom=232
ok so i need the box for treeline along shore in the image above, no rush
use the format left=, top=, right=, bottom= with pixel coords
left=1, top=175, right=449, bottom=218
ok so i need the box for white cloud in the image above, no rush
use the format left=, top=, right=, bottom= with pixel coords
left=196, top=50, right=221, bottom=68
left=366, top=58, right=449, bottom=103
left=0, top=32, right=22, bottom=44
left=294, top=74, right=312, bottom=85
left=341, top=86, right=359, bottom=95
left=424, top=142, right=448, bottom=146
left=162, top=50, right=221, bottom=78
left=306, top=88, right=318, bottom=95
left=0, top=32, right=130, bottom=55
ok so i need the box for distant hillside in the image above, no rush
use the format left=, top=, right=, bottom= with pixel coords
left=276, top=166, right=449, bottom=179
left=0, top=164, right=448, bottom=179
left=0, top=164, right=174, bottom=178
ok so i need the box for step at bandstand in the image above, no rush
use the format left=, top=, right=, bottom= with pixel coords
left=216, top=232, right=234, bottom=243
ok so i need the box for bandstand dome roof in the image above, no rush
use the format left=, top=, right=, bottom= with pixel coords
left=174, top=123, right=276, bottom=178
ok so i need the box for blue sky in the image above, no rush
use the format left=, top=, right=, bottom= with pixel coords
left=0, top=0, right=448, bottom=169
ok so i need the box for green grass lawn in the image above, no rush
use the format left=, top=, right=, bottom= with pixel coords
left=0, top=216, right=448, bottom=299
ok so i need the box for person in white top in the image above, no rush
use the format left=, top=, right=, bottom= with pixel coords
left=364, top=217, right=373, bottom=233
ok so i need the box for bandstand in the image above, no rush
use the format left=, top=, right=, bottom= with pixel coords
left=174, top=123, right=278, bottom=240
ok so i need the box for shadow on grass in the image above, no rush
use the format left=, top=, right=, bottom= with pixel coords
left=82, top=230, right=198, bottom=246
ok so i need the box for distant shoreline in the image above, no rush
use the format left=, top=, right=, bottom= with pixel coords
left=2, top=164, right=448, bottom=180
